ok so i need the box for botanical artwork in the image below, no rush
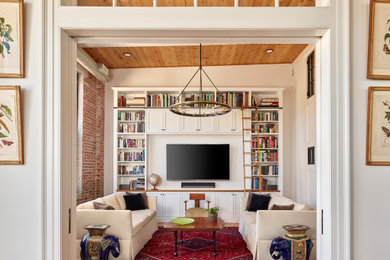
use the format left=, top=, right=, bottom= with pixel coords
left=368, top=1, right=390, bottom=79
left=0, top=86, right=23, bottom=164
left=367, top=87, right=390, bottom=165
left=0, top=0, right=23, bottom=78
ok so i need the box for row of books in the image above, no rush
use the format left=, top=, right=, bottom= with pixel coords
left=118, top=138, right=145, bottom=149
left=252, top=150, right=278, bottom=162
left=118, top=178, right=145, bottom=190
left=182, top=92, right=215, bottom=102
left=129, top=178, right=145, bottom=190
left=118, top=96, right=146, bottom=107
left=118, top=150, right=145, bottom=162
left=118, top=122, right=145, bottom=133
left=252, top=136, right=278, bottom=149
left=253, top=123, right=278, bottom=134
left=118, top=165, right=145, bottom=176
left=254, top=111, right=279, bottom=121
left=147, top=94, right=176, bottom=107
left=118, top=111, right=145, bottom=121
left=251, top=165, right=279, bottom=176
left=217, top=92, right=244, bottom=107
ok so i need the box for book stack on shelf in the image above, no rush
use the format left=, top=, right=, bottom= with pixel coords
left=118, top=138, right=145, bottom=149
left=118, top=95, right=146, bottom=107
left=253, top=150, right=278, bottom=163
left=261, top=165, right=279, bottom=175
left=147, top=94, right=176, bottom=107
left=257, top=111, right=279, bottom=121
left=118, top=150, right=145, bottom=162
left=118, top=122, right=145, bottom=133
left=129, top=178, right=145, bottom=190
left=217, top=92, right=243, bottom=107
left=259, top=97, right=279, bottom=107
left=257, top=123, right=278, bottom=134
left=118, top=165, right=145, bottom=176
left=118, top=111, right=145, bottom=121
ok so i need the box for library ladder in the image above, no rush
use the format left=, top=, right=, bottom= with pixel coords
left=241, top=102, right=263, bottom=195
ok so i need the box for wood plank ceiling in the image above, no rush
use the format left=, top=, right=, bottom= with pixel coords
left=78, top=0, right=315, bottom=6
left=83, top=44, right=308, bottom=69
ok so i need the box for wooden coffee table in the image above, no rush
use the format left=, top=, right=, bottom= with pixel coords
left=163, top=217, right=225, bottom=257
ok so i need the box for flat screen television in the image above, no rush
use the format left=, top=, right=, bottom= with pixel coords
left=167, top=144, right=230, bottom=180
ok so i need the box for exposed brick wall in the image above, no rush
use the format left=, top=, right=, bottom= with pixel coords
left=77, top=72, right=105, bottom=204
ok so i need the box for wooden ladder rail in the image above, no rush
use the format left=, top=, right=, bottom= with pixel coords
left=241, top=100, right=263, bottom=195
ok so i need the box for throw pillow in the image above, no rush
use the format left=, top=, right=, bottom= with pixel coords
left=93, top=202, right=115, bottom=210
left=126, top=191, right=149, bottom=209
left=270, top=204, right=294, bottom=210
left=245, top=193, right=270, bottom=211
left=247, top=193, right=271, bottom=212
left=124, top=193, right=147, bottom=211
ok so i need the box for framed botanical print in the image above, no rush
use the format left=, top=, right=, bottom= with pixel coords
left=0, top=0, right=24, bottom=78
left=367, top=0, right=390, bottom=79
left=366, top=87, right=390, bottom=165
left=0, top=86, right=23, bottom=164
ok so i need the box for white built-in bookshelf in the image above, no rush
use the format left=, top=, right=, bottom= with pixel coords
left=113, top=87, right=283, bottom=193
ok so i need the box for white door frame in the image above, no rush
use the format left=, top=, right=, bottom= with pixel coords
left=44, top=2, right=350, bottom=260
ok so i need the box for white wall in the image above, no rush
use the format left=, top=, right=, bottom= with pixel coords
left=148, top=134, right=243, bottom=189
left=290, top=45, right=317, bottom=208
left=352, top=1, right=390, bottom=259
left=105, top=64, right=295, bottom=194
left=0, top=1, right=43, bottom=259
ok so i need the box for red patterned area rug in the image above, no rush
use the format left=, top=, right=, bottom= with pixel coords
left=135, top=227, right=253, bottom=260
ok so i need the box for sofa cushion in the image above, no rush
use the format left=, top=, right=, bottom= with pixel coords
left=102, top=194, right=121, bottom=210
left=93, top=202, right=115, bottom=210
left=270, top=204, right=294, bottom=210
left=115, top=192, right=127, bottom=210
left=247, top=193, right=271, bottom=212
left=77, top=201, right=94, bottom=209
left=132, top=209, right=156, bottom=224
left=294, top=203, right=313, bottom=210
left=124, top=193, right=147, bottom=211
left=268, top=194, right=295, bottom=209
left=241, top=211, right=257, bottom=227
left=132, top=213, right=147, bottom=236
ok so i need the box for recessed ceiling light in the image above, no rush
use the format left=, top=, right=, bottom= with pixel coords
left=123, top=52, right=132, bottom=57
left=265, top=49, right=274, bottom=53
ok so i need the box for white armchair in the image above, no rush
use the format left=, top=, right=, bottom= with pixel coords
left=239, top=195, right=317, bottom=260
left=76, top=193, right=158, bottom=260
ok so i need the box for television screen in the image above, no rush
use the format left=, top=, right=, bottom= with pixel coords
left=167, top=144, right=230, bottom=180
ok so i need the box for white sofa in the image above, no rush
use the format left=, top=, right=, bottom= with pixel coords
left=76, top=192, right=158, bottom=260
left=239, top=194, right=316, bottom=260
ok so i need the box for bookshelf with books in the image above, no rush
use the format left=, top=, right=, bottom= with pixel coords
left=113, top=87, right=283, bottom=194
left=244, top=89, right=283, bottom=193
left=114, top=107, right=147, bottom=191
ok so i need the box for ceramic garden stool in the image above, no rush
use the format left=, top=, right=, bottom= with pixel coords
left=80, top=224, right=120, bottom=260
left=270, top=224, right=313, bottom=260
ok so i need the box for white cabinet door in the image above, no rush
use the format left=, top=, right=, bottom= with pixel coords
left=234, top=192, right=245, bottom=221
left=182, top=117, right=199, bottom=132
left=155, top=193, right=165, bottom=221
left=164, top=110, right=182, bottom=133
left=216, top=112, right=233, bottom=133
left=147, top=109, right=165, bottom=133
left=163, top=193, right=182, bottom=221
left=232, top=109, right=242, bottom=133
left=216, top=193, right=235, bottom=222
left=199, top=116, right=215, bottom=133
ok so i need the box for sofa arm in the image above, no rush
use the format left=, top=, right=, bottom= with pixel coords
left=147, top=196, right=157, bottom=211
left=76, top=209, right=133, bottom=240
left=256, top=210, right=316, bottom=240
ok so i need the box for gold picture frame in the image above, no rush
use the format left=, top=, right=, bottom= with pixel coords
left=367, top=0, right=390, bottom=79
left=0, top=0, right=24, bottom=78
left=366, top=87, right=390, bottom=165
left=0, top=86, right=23, bottom=165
